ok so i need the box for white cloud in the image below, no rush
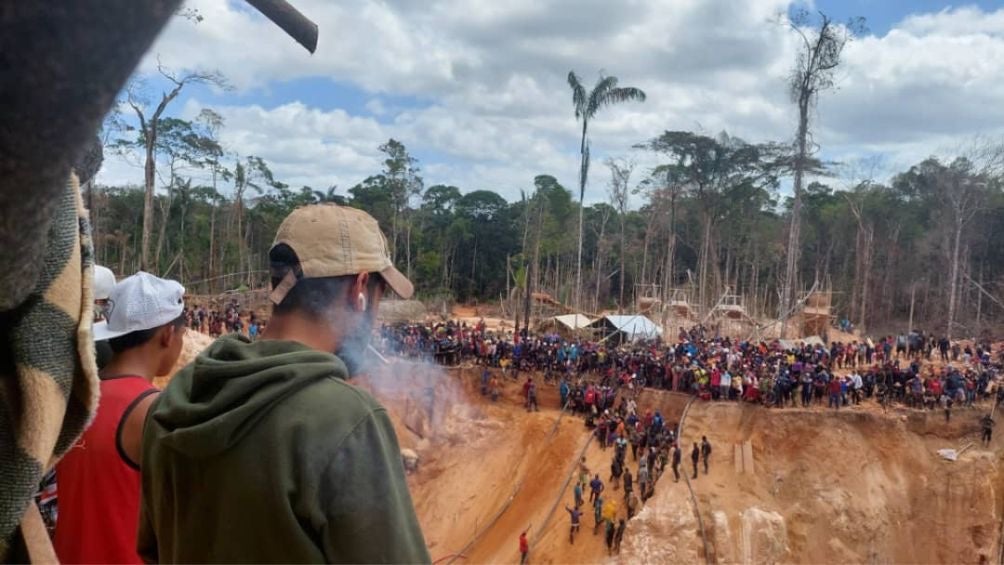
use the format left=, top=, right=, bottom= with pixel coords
left=365, top=99, right=386, bottom=116
left=99, top=1, right=1004, bottom=202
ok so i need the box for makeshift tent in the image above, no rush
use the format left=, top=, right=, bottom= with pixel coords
left=589, top=315, right=663, bottom=344
left=537, top=314, right=592, bottom=338
left=553, top=314, right=592, bottom=330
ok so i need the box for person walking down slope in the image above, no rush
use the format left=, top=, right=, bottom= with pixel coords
left=518, top=529, right=529, bottom=565
left=627, top=491, right=639, bottom=520
left=610, top=456, right=623, bottom=490
left=614, top=518, right=627, bottom=554
left=637, top=463, right=650, bottom=502
left=691, top=443, right=700, bottom=479
left=139, top=205, right=429, bottom=564
left=701, top=436, right=712, bottom=475
left=593, top=494, right=604, bottom=535
left=602, top=498, right=618, bottom=552
left=982, top=413, right=995, bottom=446
left=623, top=468, right=633, bottom=502
left=605, top=517, right=616, bottom=555
left=672, top=443, right=682, bottom=482
left=565, top=505, right=582, bottom=544
left=589, top=474, right=604, bottom=504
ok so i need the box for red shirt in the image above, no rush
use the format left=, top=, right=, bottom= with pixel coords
left=55, top=376, right=157, bottom=565
left=829, top=379, right=842, bottom=395
left=929, top=380, right=942, bottom=396
left=519, top=533, right=528, bottom=554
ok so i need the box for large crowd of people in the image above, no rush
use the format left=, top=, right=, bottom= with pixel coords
left=378, top=320, right=1003, bottom=415
left=183, top=299, right=266, bottom=339
left=381, top=318, right=1001, bottom=559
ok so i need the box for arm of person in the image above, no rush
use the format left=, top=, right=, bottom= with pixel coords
left=118, top=390, right=159, bottom=468
left=319, top=408, right=430, bottom=564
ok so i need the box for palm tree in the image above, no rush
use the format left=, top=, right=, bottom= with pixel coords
left=568, top=71, right=646, bottom=310
left=313, top=184, right=345, bottom=204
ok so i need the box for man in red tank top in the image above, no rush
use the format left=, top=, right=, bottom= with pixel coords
left=55, top=272, right=186, bottom=564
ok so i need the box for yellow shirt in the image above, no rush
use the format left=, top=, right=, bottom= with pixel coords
left=602, top=499, right=617, bottom=522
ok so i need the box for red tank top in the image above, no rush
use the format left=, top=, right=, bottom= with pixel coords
left=55, top=376, right=156, bottom=564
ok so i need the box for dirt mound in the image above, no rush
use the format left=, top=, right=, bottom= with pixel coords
left=620, top=401, right=1004, bottom=564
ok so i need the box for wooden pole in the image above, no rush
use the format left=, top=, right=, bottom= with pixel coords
left=245, top=0, right=318, bottom=53
left=906, top=283, right=916, bottom=358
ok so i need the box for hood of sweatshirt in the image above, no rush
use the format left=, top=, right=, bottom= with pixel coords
left=148, top=334, right=347, bottom=458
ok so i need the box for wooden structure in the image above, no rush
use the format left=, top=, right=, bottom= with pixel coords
left=666, top=288, right=696, bottom=320
left=798, top=289, right=833, bottom=336
left=704, top=289, right=757, bottom=338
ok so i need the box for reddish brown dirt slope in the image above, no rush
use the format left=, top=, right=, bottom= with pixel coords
left=621, top=400, right=1004, bottom=564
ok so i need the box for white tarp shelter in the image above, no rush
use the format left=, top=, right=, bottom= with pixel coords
left=552, top=314, right=592, bottom=330
left=590, top=314, right=663, bottom=343
left=538, top=314, right=593, bottom=337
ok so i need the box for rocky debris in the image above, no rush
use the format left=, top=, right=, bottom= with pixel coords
left=710, top=510, right=735, bottom=563
left=617, top=488, right=702, bottom=563
left=739, top=507, right=788, bottom=564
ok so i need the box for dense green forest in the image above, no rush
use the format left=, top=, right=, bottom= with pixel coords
left=88, top=124, right=1004, bottom=337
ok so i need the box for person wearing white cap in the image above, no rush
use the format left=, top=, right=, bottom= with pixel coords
left=139, top=204, right=428, bottom=564
left=93, top=264, right=116, bottom=320
left=54, top=272, right=186, bottom=565
left=92, top=265, right=117, bottom=369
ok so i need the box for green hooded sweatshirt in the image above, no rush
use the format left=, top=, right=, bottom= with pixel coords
left=138, top=335, right=430, bottom=564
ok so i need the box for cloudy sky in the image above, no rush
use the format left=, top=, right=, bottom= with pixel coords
left=99, top=0, right=1004, bottom=205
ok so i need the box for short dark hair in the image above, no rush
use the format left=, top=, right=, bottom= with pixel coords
left=270, top=243, right=384, bottom=319
left=108, top=314, right=185, bottom=354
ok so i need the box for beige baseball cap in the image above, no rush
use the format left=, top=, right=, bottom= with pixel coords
left=269, top=203, right=414, bottom=303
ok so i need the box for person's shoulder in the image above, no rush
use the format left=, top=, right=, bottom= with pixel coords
left=294, top=372, right=385, bottom=417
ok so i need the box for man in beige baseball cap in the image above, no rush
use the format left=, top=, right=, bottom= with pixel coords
left=139, top=204, right=429, bottom=563
left=268, top=203, right=414, bottom=305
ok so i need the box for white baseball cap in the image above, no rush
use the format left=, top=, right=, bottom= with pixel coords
left=93, top=272, right=186, bottom=341
left=93, top=265, right=116, bottom=301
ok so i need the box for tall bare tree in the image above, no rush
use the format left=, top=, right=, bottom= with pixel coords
left=568, top=71, right=645, bottom=311
left=606, top=158, right=633, bottom=311
left=780, top=11, right=861, bottom=336
left=124, top=64, right=228, bottom=271
left=942, top=148, right=1001, bottom=340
